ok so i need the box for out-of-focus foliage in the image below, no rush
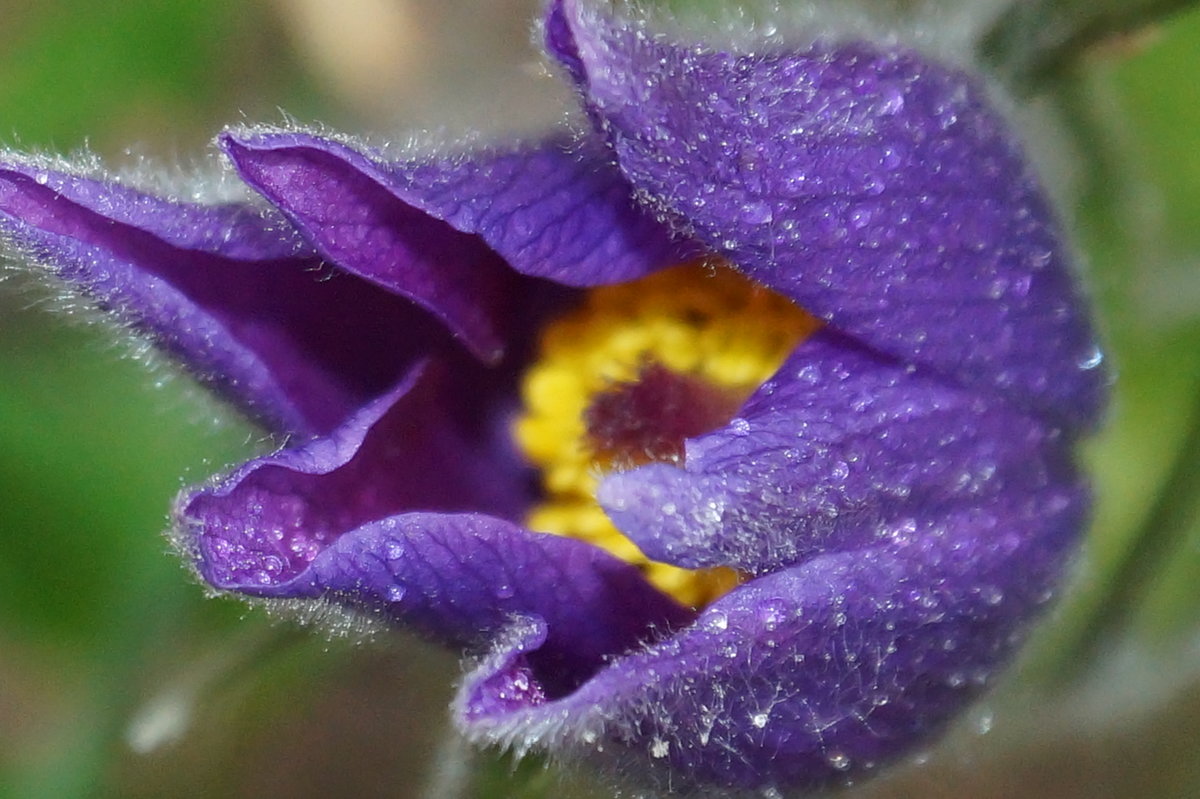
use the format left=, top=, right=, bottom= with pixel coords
left=1, top=1, right=1199, bottom=797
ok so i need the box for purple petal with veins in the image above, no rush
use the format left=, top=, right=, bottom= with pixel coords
left=0, top=0, right=1111, bottom=793
left=0, top=160, right=443, bottom=435
left=546, top=0, right=1107, bottom=428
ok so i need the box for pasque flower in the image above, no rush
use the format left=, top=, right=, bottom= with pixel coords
left=0, top=0, right=1107, bottom=793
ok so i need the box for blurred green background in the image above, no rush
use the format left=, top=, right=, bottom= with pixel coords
left=0, top=1, right=1198, bottom=797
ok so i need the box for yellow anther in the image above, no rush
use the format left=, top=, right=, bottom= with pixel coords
left=515, top=261, right=819, bottom=606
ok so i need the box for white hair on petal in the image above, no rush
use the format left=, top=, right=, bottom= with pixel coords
left=221, top=116, right=588, bottom=172
left=603, top=0, right=1013, bottom=69
left=555, top=0, right=1085, bottom=273
left=0, top=141, right=254, bottom=204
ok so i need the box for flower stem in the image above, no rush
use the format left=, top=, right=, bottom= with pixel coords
left=981, top=0, right=1200, bottom=94
left=1059, top=391, right=1200, bottom=680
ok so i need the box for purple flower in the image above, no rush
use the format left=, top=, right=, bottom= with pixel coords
left=0, top=0, right=1106, bottom=793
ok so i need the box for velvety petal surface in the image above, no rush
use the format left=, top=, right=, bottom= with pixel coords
left=182, top=360, right=528, bottom=591
left=222, top=130, right=696, bottom=366
left=546, top=0, right=1107, bottom=429
left=0, top=159, right=444, bottom=435
left=221, top=134, right=518, bottom=363
left=458, top=477, right=1085, bottom=792
left=180, top=362, right=691, bottom=695
left=375, top=131, right=702, bottom=286
left=599, top=329, right=1081, bottom=574
left=304, top=512, right=693, bottom=697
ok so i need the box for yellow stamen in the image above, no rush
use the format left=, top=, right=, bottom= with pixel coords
left=515, top=261, right=819, bottom=606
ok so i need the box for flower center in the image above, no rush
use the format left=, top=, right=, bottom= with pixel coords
left=585, top=361, right=745, bottom=467
left=514, top=262, right=819, bottom=606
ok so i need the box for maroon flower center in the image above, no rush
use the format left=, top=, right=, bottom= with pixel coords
left=585, top=361, right=744, bottom=467
left=514, top=262, right=818, bottom=605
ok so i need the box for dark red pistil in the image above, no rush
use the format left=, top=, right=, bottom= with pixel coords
left=584, top=362, right=745, bottom=467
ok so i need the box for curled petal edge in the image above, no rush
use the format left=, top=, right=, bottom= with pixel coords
left=456, top=486, right=1086, bottom=792
left=544, top=0, right=1108, bottom=430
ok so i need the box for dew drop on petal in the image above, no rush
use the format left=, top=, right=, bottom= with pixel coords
left=1077, top=346, right=1104, bottom=370
left=757, top=599, right=787, bottom=631
left=704, top=609, right=729, bottom=631
left=826, top=750, right=852, bottom=771
left=740, top=200, right=773, bottom=225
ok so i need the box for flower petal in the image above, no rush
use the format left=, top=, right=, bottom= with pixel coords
left=599, top=329, right=1082, bottom=574
left=181, top=359, right=529, bottom=591
left=458, top=485, right=1083, bottom=792
left=306, top=512, right=692, bottom=697
left=220, top=128, right=697, bottom=369
left=179, top=363, right=691, bottom=695
left=0, top=158, right=437, bottom=435
left=379, top=132, right=701, bottom=286
left=220, top=133, right=516, bottom=363
left=546, top=0, right=1106, bottom=428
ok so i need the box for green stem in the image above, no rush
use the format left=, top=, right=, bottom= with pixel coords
left=1060, top=392, right=1200, bottom=679
left=981, top=0, right=1199, bottom=94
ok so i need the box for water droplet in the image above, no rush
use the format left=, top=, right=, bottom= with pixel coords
left=751, top=712, right=769, bottom=728
left=826, top=750, right=852, bottom=771
left=1077, top=346, right=1103, bottom=370
left=758, top=599, right=787, bottom=631
left=741, top=201, right=773, bottom=225
left=704, top=609, right=729, bottom=631
left=879, top=85, right=906, bottom=115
